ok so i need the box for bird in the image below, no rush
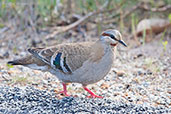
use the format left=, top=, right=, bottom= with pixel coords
left=8, top=29, right=127, bottom=98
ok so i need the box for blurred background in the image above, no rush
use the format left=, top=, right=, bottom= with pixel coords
left=0, top=0, right=171, bottom=107
left=0, top=0, right=170, bottom=50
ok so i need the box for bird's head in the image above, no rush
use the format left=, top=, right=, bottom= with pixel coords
left=100, top=29, right=127, bottom=47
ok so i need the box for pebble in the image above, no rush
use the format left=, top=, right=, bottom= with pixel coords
left=0, top=87, right=170, bottom=114
left=116, top=70, right=125, bottom=77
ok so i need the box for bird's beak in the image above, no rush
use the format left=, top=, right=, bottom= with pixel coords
left=118, top=40, right=127, bottom=47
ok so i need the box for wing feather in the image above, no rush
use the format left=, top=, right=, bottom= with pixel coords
left=28, top=42, right=98, bottom=73
left=28, top=47, right=58, bottom=65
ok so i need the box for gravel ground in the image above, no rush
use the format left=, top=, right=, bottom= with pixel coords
left=0, top=27, right=170, bottom=113
left=0, top=87, right=170, bottom=114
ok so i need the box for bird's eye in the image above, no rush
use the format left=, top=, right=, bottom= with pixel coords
left=110, top=35, right=117, bottom=41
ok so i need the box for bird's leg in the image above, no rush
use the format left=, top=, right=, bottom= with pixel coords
left=55, top=83, right=70, bottom=96
left=83, top=86, right=103, bottom=98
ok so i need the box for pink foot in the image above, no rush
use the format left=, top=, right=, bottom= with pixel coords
left=83, top=86, right=103, bottom=98
left=55, top=83, right=70, bottom=96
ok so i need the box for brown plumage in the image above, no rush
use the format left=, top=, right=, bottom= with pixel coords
left=8, top=29, right=127, bottom=98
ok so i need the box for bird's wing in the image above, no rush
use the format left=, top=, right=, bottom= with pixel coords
left=28, top=47, right=56, bottom=65
left=28, top=42, right=97, bottom=74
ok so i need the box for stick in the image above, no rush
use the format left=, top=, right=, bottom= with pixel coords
left=140, top=4, right=171, bottom=12
left=45, top=11, right=96, bottom=39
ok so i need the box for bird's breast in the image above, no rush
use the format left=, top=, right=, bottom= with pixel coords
left=70, top=47, right=114, bottom=85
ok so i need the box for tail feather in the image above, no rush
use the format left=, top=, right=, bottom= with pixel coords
left=7, top=60, right=23, bottom=65
left=7, top=56, right=33, bottom=66
left=7, top=55, right=48, bottom=68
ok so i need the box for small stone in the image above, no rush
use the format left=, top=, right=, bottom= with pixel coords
left=116, top=71, right=125, bottom=77
left=100, top=83, right=109, bottom=89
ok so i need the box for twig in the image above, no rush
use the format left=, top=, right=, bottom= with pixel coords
left=45, top=11, right=96, bottom=39
left=139, top=4, right=171, bottom=12
left=102, top=3, right=171, bottom=25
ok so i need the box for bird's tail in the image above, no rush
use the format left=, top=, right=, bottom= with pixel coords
left=8, top=55, right=49, bottom=71
left=7, top=55, right=34, bottom=65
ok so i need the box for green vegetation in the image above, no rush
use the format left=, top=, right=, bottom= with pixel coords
left=7, top=64, right=13, bottom=68
left=162, top=41, right=168, bottom=52
left=142, top=29, right=146, bottom=45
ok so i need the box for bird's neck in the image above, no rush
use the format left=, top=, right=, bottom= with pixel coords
left=97, top=39, right=116, bottom=49
left=94, top=40, right=114, bottom=53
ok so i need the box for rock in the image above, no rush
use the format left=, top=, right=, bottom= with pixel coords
left=136, top=18, right=171, bottom=37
